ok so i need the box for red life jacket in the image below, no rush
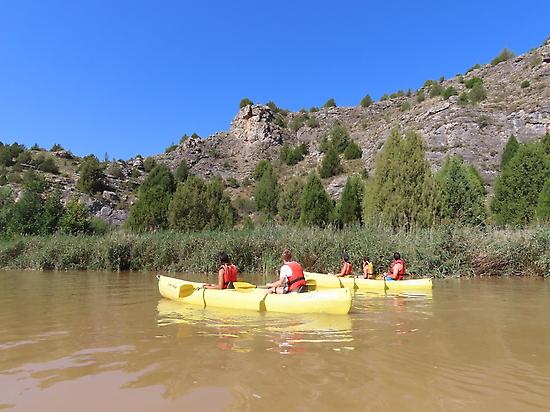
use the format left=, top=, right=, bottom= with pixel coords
left=221, top=264, right=238, bottom=289
left=390, top=259, right=405, bottom=280
left=341, top=261, right=353, bottom=276
left=285, top=261, right=306, bottom=292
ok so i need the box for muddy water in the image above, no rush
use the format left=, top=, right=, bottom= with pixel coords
left=1, top=272, right=550, bottom=411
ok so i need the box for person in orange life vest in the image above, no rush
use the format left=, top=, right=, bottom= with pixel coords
left=384, top=252, right=405, bottom=281
left=334, top=252, right=353, bottom=277
left=362, top=256, right=374, bottom=279
left=204, top=251, right=238, bottom=289
left=267, top=249, right=307, bottom=294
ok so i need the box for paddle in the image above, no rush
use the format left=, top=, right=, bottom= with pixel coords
left=233, top=280, right=316, bottom=291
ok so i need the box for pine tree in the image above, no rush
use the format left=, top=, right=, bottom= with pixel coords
left=254, top=163, right=279, bottom=215
left=277, top=177, right=304, bottom=224
left=300, top=172, right=333, bottom=227
left=436, top=156, right=487, bottom=225
left=337, top=175, right=364, bottom=226
left=76, top=155, right=105, bottom=194
left=364, top=129, right=441, bottom=229
left=319, top=146, right=341, bottom=178
left=500, top=135, right=519, bottom=169
left=175, top=160, right=189, bottom=182
left=329, top=122, right=350, bottom=153
left=360, top=95, right=373, bottom=107
left=491, top=143, right=550, bottom=226
left=42, top=189, right=64, bottom=234
left=168, top=175, right=209, bottom=231
left=126, top=165, right=176, bottom=231
left=536, top=179, right=550, bottom=220
left=205, top=176, right=236, bottom=230
left=343, top=141, right=363, bottom=160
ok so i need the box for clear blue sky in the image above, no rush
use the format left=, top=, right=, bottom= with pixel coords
left=1, top=0, right=548, bottom=160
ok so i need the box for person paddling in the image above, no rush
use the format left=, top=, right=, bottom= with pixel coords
left=334, top=252, right=353, bottom=277
left=362, top=256, right=374, bottom=279
left=384, top=252, right=405, bottom=281
left=204, top=252, right=238, bottom=289
left=266, top=249, right=307, bottom=294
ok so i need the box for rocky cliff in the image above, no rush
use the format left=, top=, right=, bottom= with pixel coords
left=156, top=39, right=550, bottom=194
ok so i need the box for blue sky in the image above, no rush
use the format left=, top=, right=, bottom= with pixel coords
left=0, top=0, right=548, bottom=160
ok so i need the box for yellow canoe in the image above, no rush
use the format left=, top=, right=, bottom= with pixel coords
left=158, top=275, right=352, bottom=315
left=304, top=271, right=433, bottom=292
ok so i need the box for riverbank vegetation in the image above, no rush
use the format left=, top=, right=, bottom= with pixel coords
left=0, top=224, right=548, bottom=277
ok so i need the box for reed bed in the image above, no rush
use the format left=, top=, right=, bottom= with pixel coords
left=0, top=224, right=549, bottom=278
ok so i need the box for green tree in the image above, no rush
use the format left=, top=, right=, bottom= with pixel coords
left=436, top=156, right=487, bottom=225
left=319, top=146, right=342, bottom=178
left=239, top=98, right=254, bottom=108
left=39, top=157, right=59, bottom=174
left=143, top=157, right=156, bottom=172
left=8, top=187, right=44, bottom=235
left=469, top=83, right=487, bottom=104
left=323, top=98, right=337, bottom=108
left=364, top=129, right=441, bottom=229
left=337, top=175, right=364, bottom=226
left=360, top=95, right=373, bottom=107
left=205, top=176, right=236, bottom=230
left=254, top=163, right=279, bottom=215
left=76, top=155, right=104, bottom=194
left=329, top=122, right=350, bottom=153
left=126, top=165, right=175, bottom=231
left=491, top=143, right=550, bottom=225
left=277, top=177, right=304, bottom=224
left=60, top=198, right=90, bottom=234
left=280, top=144, right=308, bottom=166
left=536, top=179, right=550, bottom=220
left=300, top=172, right=333, bottom=227
left=168, top=176, right=209, bottom=231
left=0, top=187, right=13, bottom=234
left=343, top=141, right=362, bottom=160
left=500, top=135, right=519, bottom=169
left=175, top=159, right=189, bottom=182
left=252, top=159, right=272, bottom=181
left=42, top=189, right=64, bottom=234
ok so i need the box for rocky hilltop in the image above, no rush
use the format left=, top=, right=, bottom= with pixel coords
left=157, top=39, right=550, bottom=193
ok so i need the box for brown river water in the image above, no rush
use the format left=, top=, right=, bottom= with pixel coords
left=1, top=271, right=550, bottom=411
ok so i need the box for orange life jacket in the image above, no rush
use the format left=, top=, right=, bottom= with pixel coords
left=221, top=264, right=238, bottom=289
left=285, top=261, right=306, bottom=292
left=341, top=261, right=353, bottom=276
left=391, top=259, right=405, bottom=280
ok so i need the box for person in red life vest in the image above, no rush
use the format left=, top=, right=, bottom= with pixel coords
left=384, top=252, right=405, bottom=281
left=204, top=251, right=238, bottom=289
left=334, top=252, right=353, bottom=277
left=266, top=249, right=307, bottom=294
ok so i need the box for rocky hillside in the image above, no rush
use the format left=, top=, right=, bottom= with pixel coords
left=157, top=40, right=550, bottom=194
left=3, top=39, right=549, bottom=225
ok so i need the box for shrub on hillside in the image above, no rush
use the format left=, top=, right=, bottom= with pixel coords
left=464, top=76, right=483, bottom=89
left=143, top=157, right=156, bottom=172
left=443, top=86, right=458, bottom=100
left=491, top=48, right=515, bottom=66
left=60, top=198, right=91, bottom=234
left=239, top=98, right=254, bottom=108
left=76, top=155, right=104, bottom=194
left=468, top=83, right=487, bottom=104
left=360, top=95, right=373, bottom=107
left=343, top=141, right=363, bottom=160
left=521, top=80, right=530, bottom=89
left=319, top=146, right=341, bottom=178
left=175, top=160, right=189, bottom=182
left=323, top=98, right=337, bottom=108
left=38, top=157, right=59, bottom=174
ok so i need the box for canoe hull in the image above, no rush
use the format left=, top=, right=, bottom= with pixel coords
left=158, top=275, right=352, bottom=315
left=304, top=272, right=433, bottom=292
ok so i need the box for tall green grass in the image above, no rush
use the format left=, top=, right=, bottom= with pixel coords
left=0, top=224, right=549, bottom=277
